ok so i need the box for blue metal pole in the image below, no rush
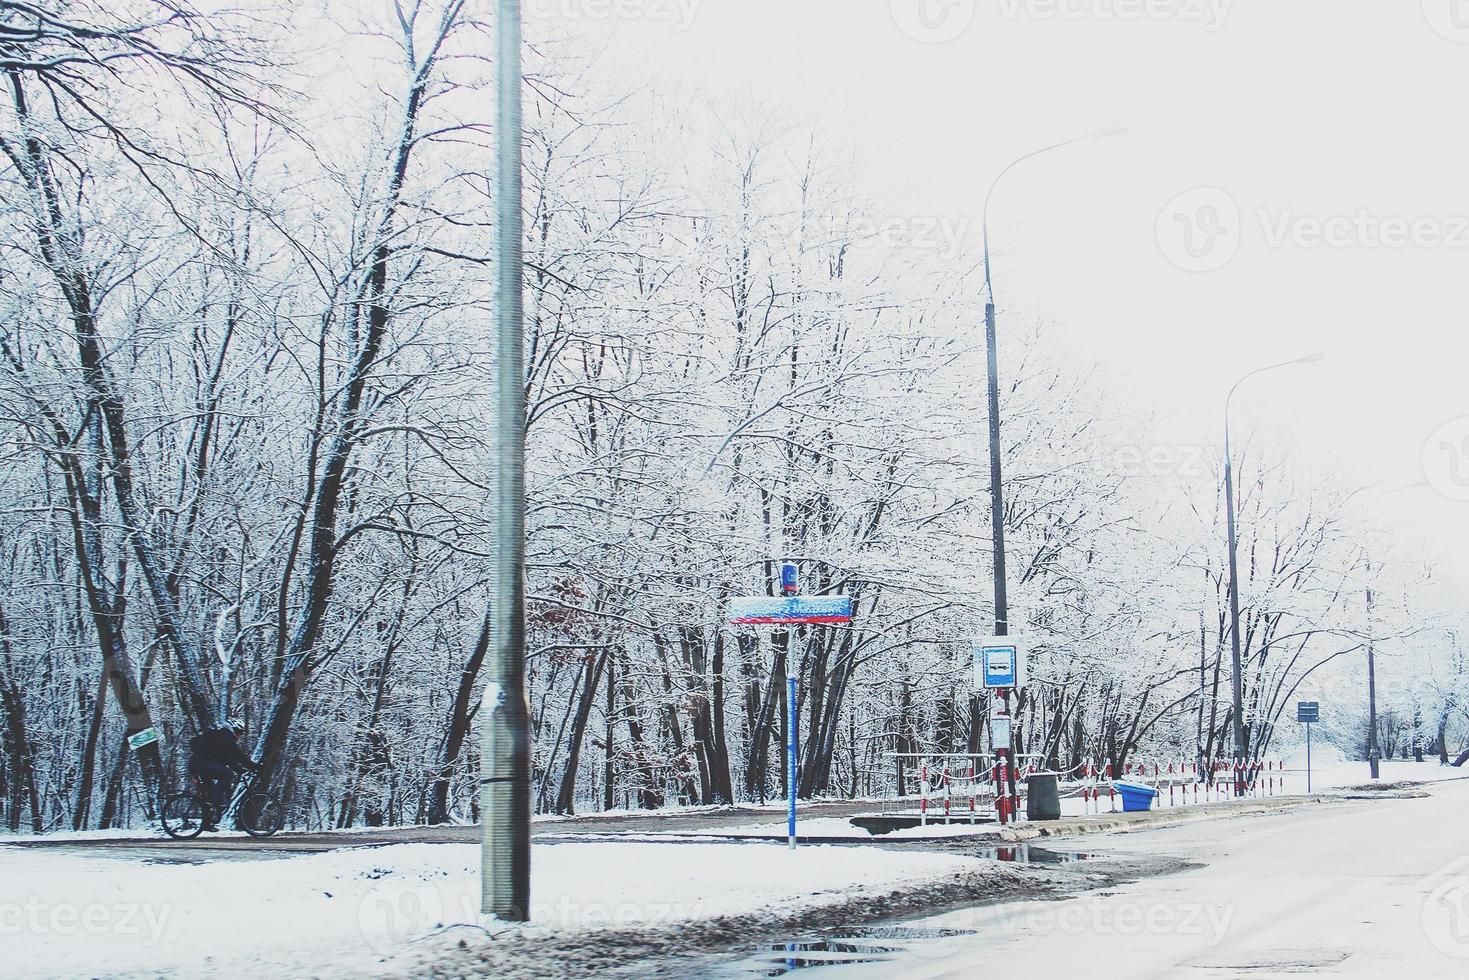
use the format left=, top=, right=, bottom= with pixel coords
left=787, top=673, right=798, bottom=849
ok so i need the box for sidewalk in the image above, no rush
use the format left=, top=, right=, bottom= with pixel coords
left=999, top=793, right=1331, bottom=841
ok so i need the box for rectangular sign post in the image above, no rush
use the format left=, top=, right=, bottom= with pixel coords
left=1297, top=701, right=1319, bottom=793
left=975, top=638, right=1027, bottom=824
left=729, top=564, right=853, bottom=850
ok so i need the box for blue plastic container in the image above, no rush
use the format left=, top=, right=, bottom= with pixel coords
left=1114, top=781, right=1159, bottom=812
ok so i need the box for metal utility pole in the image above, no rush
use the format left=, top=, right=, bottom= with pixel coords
left=984, top=295, right=1008, bottom=641
left=1223, top=354, right=1322, bottom=796
left=1221, top=417, right=1246, bottom=797
left=481, top=0, right=531, bottom=921
left=980, top=126, right=1124, bottom=817
left=786, top=664, right=798, bottom=849
left=1306, top=719, right=1313, bottom=792
left=1366, top=567, right=1381, bottom=780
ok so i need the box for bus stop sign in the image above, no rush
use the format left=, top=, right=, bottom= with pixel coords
left=728, top=595, right=853, bottom=625
left=975, top=638, right=1027, bottom=690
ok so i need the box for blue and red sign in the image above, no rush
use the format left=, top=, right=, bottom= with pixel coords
left=728, top=596, right=854, bottom=626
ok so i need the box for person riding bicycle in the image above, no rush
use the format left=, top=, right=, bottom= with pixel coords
left=187, top=719, right=259, bottom=832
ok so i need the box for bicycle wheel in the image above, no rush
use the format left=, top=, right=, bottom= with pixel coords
left=239, top=792, right=284, bottom=838
left=161, top=792, right=206, bottom=840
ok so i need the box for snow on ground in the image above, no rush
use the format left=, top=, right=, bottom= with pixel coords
left=836, top=779, right=1469, bottom=979
left=0, top=838, right=984, bottom=979
left=686, top=816, right=1000, bottom=839
left=1276, top=745, right=1468, bottom=791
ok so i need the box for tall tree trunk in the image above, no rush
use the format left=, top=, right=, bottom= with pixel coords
left=745, top=634, right=787, bottom=803
left=707, top=631, right=734, bottom=804
left=429, top=611, right=491, bottom=825
left=72, top=666, right=108, bottom=830
left=554, top=652, right=608, bottom=815
left=251, top=12, right=453, bottom=795
left=0, top=668, right=42, bottom=833
left=603, top=653, right=616, bottom=811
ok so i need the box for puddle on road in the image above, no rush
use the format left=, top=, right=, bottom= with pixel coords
left=974, top=844, right=1092, bottom=864
left=727, top=851, right=1093, bottom=975
left=88, top=848, right=298, bottom=866
left=730, top=928, right=977, bottom=976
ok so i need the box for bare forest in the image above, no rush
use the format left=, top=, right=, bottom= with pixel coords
left=1, top=0, right=1462, bottom=834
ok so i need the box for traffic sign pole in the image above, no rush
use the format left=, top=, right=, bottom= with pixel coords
left=787, top=670, right=798, bottom=850
left=728, top=561, right=853, bottom=851
left=976, top=640, right=1027, bottom=825
left=1297, top=701, right=1320, bottom=794
left=991, top=697, right=1011, bottom=825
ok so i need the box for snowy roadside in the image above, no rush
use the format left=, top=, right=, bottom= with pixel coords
left=1274, top=752, right=1468, bottom=791
left=0, top=838, right=1049, bottom=979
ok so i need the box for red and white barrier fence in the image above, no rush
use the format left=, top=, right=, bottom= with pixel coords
left=1114, top=758, right=1289, bottom=807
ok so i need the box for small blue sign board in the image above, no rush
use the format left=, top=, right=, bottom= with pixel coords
left=975, top=638, right=1027, bottom=690
left=1297, top=702, right=1320, bottom=723
left=728, top=595, right=853, bottom=625
left=779, top=562, right=800, bottom=596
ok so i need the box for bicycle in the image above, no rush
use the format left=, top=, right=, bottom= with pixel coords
left=161, top=771, right=284, bottom=840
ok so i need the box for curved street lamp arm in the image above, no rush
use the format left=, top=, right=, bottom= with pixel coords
left=981, top=132, right=1095, bottom=302
left=1224, top=354, right=1324, bottom=448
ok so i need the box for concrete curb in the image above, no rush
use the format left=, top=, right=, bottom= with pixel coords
left=997, top=794, right=1331, bottom=841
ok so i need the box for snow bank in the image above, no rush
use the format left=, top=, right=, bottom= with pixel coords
left=0, top=839, right=983, bottom=978
left=1275, top=754, right=1468, bottom=790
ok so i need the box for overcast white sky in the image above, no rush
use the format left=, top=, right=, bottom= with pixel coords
left=529, top=0, right=1469, bottom=586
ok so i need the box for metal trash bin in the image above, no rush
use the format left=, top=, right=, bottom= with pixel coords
left=1026, top=771, right=1062, bottom=821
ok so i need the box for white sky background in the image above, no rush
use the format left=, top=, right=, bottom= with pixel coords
left=525, top=0, right=1469, bottom=590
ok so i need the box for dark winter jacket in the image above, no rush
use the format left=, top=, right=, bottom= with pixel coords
left=189, top=728, right=259, bottom=775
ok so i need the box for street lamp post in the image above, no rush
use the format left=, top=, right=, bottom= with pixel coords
left=981, top=124, right=1126, bottom=639
left=1365, top=561, right=1381, bottom=780
left=980, top=125, right=1124, bottom=818
left=1223, top=354, right=1322, bottom=796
